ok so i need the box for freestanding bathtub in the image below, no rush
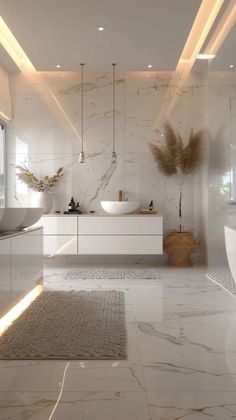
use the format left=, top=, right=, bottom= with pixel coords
left=225, top=226, right=236, bottom=282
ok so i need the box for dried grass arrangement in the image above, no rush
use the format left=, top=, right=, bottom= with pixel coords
left=17, top=165, right=64, bottom=192
left=150, top=123, right=205, bottom=232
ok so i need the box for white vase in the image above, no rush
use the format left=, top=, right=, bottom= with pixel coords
left=32, top=191, right=53, bottom=214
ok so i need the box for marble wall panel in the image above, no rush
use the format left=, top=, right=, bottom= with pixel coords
left=6, top=71, right=206, bottom=235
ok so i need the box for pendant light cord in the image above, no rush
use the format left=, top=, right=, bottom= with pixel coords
left=112, top=63, right=116, bottom=153
left=81, top=63, right=84, bottom=153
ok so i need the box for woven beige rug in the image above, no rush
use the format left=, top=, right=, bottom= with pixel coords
left=66, top=268, right=160, bottom=280
left=0, top=291, right=126, bottom=360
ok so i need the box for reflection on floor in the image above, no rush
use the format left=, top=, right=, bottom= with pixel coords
left=207, top=270, right=236, bottom=295
left=1, top=259, right=236, bottom=419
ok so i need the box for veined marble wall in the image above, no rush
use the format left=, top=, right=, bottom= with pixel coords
left=6, top=70, right=206, bottom=235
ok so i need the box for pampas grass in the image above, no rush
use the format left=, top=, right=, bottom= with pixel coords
left=150, top=123, right=205, bottom=232
left=149, top=123, right=205, bottom=176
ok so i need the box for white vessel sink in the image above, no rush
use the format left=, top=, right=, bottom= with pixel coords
left=100, top=201, right=140, bottom=215
left=0, top=208, right=27, bottom=232
left=18, top=208, right=44, bottom=229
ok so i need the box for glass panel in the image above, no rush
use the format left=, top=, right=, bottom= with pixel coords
left=0, top=123, right=5, bottom=208
left=207, top=21, right=236, bottom=290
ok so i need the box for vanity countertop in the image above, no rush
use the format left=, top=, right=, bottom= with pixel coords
left=41, top=213, right=162, bottom=217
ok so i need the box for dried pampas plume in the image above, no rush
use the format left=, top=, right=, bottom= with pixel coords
left=150, top=123, right=205, bottom=232
left=149, top=123, right=205, bottom=177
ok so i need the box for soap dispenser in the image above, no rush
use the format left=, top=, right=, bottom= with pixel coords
left=149, top=200, right=154, bottom=211
left=68, top=197, right=76, bottom=212
left=76, top=202, right=81, bottom=214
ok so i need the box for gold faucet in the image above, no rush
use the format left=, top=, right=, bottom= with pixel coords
left=118, top=190, right=123, bottom=201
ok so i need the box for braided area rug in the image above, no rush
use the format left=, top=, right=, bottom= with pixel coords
left=0, top=291, right=126, bottom=360
left=65, top=268, right=160, bottom=280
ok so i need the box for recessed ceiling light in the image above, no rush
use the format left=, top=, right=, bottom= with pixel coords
left=197, top=53, right=216, bottom=60
left=229, top=64, right=234, bottom=68
left=147, top=64, right=153, bottom=68
left=97, top=26, right=105, bottom=31
left=56, top=64, right=61, bottom=68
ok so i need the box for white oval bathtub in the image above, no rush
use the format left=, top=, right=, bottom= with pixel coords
left=225, top=226, right=236, bottom=282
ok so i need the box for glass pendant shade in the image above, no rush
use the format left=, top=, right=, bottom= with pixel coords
left=79, top=151, right=85, bottom=163
left=112, top=63, right=117, bottom=163
left=112, top=151, right=117, bottom=163
left=79, top=63, right=85, bottom=163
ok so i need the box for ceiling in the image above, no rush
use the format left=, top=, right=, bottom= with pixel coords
left=0, top=0, right=202, bottom=72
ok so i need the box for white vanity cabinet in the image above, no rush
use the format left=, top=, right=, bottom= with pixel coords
left=34, top=216, right=77, bottom=255
left=37, top=215, right=163, bottom=255
left=0, top=227, right=43, bottom=316
left=78, top=216, right=163, bottom=254
left=0, top=238, right=11, bottom=313
left=11, top=229, right=43, bottom=302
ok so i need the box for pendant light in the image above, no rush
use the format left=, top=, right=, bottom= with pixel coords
left=79, top=63, right=85, bottom=163
left=112, top=63, right=117, bottom=163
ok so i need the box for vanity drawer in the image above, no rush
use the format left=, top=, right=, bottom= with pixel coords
left=44, top=235, right=77, bottom=255
left=79, top=216, right=162, bottom=235
left=78, top=235, right=163, bottom=254
left=37, top=216, right=77, bottom=235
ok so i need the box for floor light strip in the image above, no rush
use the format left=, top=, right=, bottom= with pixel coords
left=0, top=284, right=43, bottom=337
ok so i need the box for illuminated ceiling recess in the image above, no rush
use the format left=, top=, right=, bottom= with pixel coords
left=155, top=0, right=225, bottom=129
left=204, top=0, right=236, bottom=57
left=0, top=16, right=81, bottom=147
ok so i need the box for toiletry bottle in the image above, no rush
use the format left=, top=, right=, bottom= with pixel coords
left=149, top=200, right=154, bottom=211
left=68, top=197, right=75, bottom=212
left=76, top=202, right=81, bottom=213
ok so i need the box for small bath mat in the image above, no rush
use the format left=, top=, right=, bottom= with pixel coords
left=0, top=291, right=126, bottom=360
left=65, top=268, right=160, bottom=280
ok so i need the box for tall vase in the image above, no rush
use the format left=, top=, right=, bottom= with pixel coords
left=32, top=191, right=53, bottom=214
left=164, top=231, right=198, bottom=267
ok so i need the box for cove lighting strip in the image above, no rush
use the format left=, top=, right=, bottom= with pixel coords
left=204, top=0, right=236, bottom=58
left=0, top=284, right=43, bottom=337
left=155, top=0, right=224, bottom=128
left=0, top=16, right=81, bottom=146
left=0, top=110, right=10, bottom=121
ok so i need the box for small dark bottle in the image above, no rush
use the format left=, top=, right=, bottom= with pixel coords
left=68, top=197, right=76, bottom=212
left=76, top=202, right=81, bottom=213
left=149, top=200, right=154, bottom=211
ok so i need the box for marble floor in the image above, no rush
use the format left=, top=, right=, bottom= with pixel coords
left=1, top=259, right=236, bottom=419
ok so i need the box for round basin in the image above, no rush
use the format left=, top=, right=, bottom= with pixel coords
left=0, top=208, right=27, bottom=232
left=100, top=201, right=140, bottom=215
left=18, top=208, right=44, bottom=229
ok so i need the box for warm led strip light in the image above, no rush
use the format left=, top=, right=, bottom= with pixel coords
left=0, top=16, right=81, bottom=145
left=155, top=0, right=224, bottom=128
left=0, top=110, right=10, bottom=121
left=0, top=284, right=43, bottom=337
left=204, top=0, right=236, bottom=58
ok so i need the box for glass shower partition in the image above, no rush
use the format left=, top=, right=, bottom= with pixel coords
left=0, top=123, right=5, bottom=207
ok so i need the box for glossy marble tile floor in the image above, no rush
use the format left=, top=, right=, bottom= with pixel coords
left=1, top=261, right=236, bottom=419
